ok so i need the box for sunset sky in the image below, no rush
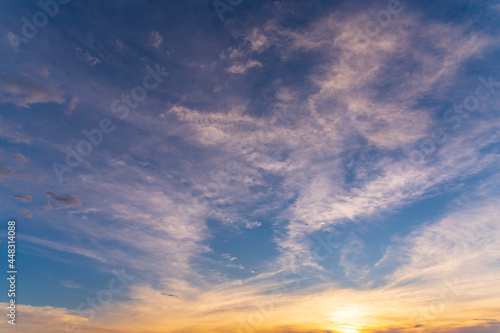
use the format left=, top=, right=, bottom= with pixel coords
left=1, top=0, right=500, bottom=332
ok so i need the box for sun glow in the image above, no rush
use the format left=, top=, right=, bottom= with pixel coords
left=329, top=306, right=368, bottom=333
left=337, top=326, right=359, bottom=333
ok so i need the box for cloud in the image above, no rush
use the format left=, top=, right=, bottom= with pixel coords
left=11, top=194, right=33, bottom=202
left=76, top=48, right=101, bottom=66
left=0, top=302, right=135, bottom=333
left=11, top=186, right=500, bottom=332
left=15, top=152, right=29, bottom=163
left=411, top=325, right=500, bottom=333
left=0, top=119, right=32, bottom=144
left=60, top=280, right=85, bottom=290
left=150, top=30, right=163, bottom=49
left=223, top=254, right=238, bottom=261
left=0, top=303, right=86, bottom=333
left=43, top=200, right=53, bottom=211
left=66, top=95, right=79, bottom=114
left=153, top=4, right=500, bottom=272
left=380, top=199, right=500, bottom=288
left=245, top=27, right=272, bottom=52
left=116, top=38, right=126, bottom=49
left=22, top=234, right=104, bottom=262
left=0, top=72, right=64, bottom=107
left=0, top=164, right=13, bottom=177
left=45, top=192, right=82, bottom=208
left=19, top=208, right=33, bottom=218
left=154, top=9, right=500, bottom=315
left=339, top=235, right=370, bottom=282
left=474, top=319, right=499, bottom=322
left=226, top=59, right=263, bottom=74
left=36, top=173, right=212, bottom=280
left=1, top=3, right=497, bottom=333
left=241, top=10, right=496, bottom=260
left=245, top=221, right=262, bottom=229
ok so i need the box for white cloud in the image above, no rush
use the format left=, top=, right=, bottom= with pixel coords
left=226, top=59, right=263, bottom=74
left=245, top=221, right=262, bottom=229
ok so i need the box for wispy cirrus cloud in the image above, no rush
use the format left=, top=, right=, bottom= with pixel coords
left=0, top=119, right=32, bottom=144
left=226, top=59, right=263, bottom=74
left=0, top=164, right=13, bottom=177
left=168, top=6, right=499, bottom=271
left=45, top=191, right=82, bottom=208
left=0, top=72, right=64, bottom=107
left=75, top=48, right=101, bottom=67
left=19, top=208, right=33, bottom=218
left=11, top=194, right=33, bottom=202
left=60, top=280, right=86, bottom=290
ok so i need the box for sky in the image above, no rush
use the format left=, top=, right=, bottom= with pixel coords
left=0, top=0, right=499, bottom=332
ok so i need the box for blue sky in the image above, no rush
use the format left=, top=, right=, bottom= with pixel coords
left=0, top=0, right=500, bottom=332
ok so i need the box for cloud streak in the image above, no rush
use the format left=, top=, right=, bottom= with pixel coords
left=45, top=192, right=82, bottom=208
